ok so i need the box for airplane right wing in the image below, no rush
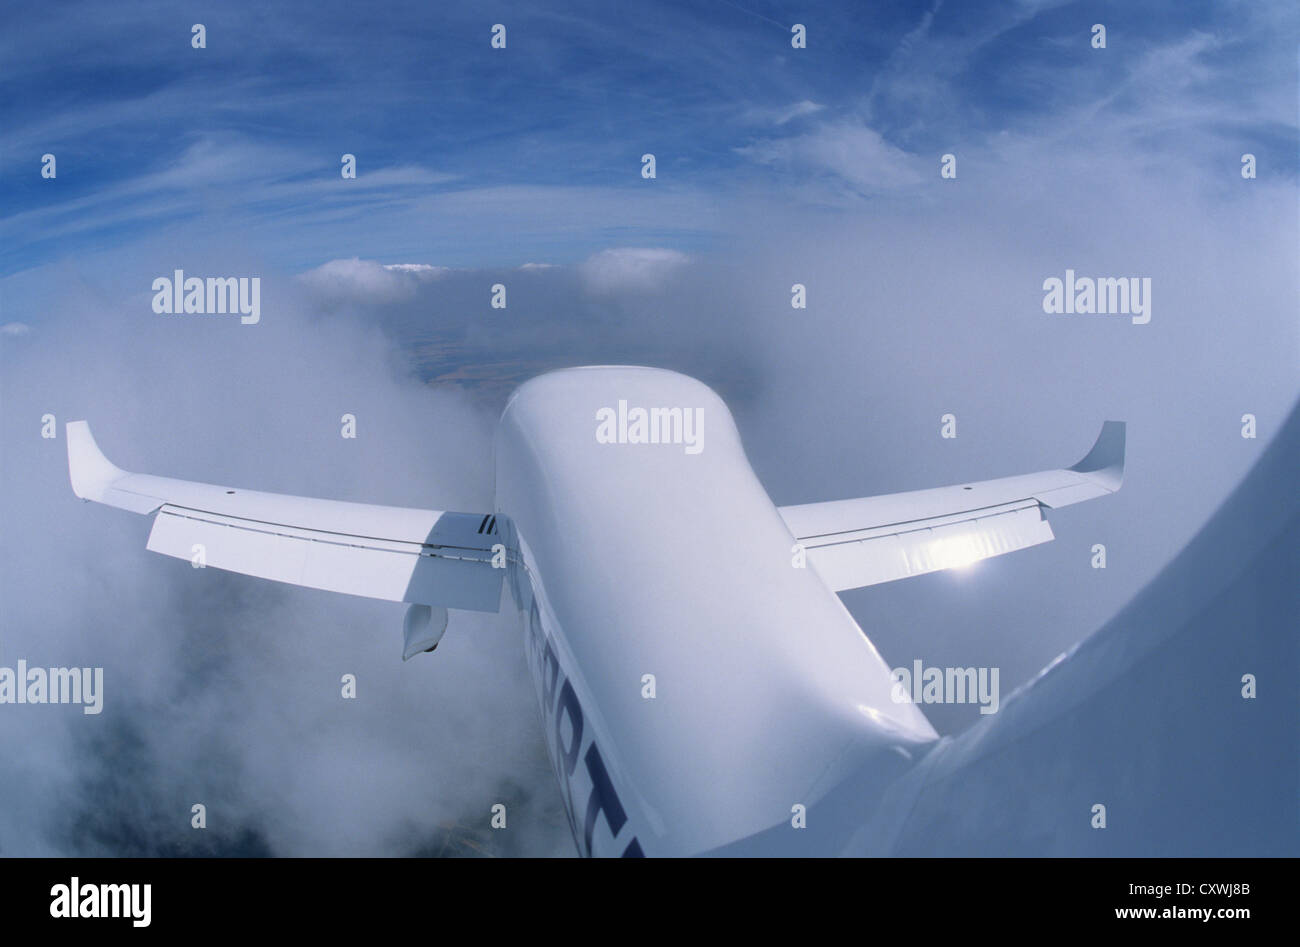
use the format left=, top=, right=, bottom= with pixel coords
left=778, top=422, right=1125, bottom=592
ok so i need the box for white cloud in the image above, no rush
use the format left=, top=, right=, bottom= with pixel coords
left=578, top=248, right=690, bottom=294
left=738, top=122, right=924, bottom=195
left=775, top=100, right=826, bottom=125
left=297, top=257, right=450, bottom=304
left=383, top=262, right=450, bottom=276
left=741, top=100, right=827, bottom=127
left=1, top=322, right=32, bottom=336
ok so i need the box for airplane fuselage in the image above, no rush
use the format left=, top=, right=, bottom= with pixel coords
left=493, top=367, right=939, bottom=856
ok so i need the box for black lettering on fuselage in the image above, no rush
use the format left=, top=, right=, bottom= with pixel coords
left=583, top=742, right=627, bottom=855
left=524, top=592, right=643, bottom=857
left=555, top=680, right=583, bottom=778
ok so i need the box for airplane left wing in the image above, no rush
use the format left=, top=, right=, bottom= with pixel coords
left=779, top=422, right=1124, bottom=592
left=67, top=421, right=504, bottom=612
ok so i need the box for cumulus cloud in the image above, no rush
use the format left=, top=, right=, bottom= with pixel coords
left=382, top=263, right=448, bottom=275
left=1, top=322, right=31, bottom=336
left=578, top=248, right=691, bottom=295
left=297, top=258, right=452, bottom=305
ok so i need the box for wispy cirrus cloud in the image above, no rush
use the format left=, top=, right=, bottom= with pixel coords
left=737, top=121, right=926, bottom=197
left=738, top=100, right=827, bottom=127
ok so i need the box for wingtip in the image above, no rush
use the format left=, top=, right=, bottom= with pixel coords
left=67, top=420, right=126, bottom=501
left=1069, top=420, right=1125, bottom=492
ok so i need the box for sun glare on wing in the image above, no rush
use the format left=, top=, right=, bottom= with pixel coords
left=927, top=533, right=988, bottom=571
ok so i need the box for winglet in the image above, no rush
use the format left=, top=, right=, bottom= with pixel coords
left=1069, top=421, right=1125, bottom=493
left=67, top=421, right=161, bottom=513
left=67, top=420, right=125, bottom=501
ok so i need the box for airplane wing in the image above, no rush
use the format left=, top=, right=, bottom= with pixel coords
left=778, top=422, right=1125, bottom=592
left=66, top=421, right=504, bottom=612
left=860, top=403, right=1299, bottom=857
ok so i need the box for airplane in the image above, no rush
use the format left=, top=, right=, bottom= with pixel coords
left=66, top=365, right=1128, bottom=857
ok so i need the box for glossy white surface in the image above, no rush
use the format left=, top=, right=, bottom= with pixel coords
left=495, top=367, right=939, bottom=855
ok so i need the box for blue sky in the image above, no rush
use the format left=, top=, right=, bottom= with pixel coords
left=4, top=0, right=1295, bottom=282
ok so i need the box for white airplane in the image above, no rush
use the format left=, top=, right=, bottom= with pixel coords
left=67, top=366, right=1125, bottom=857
